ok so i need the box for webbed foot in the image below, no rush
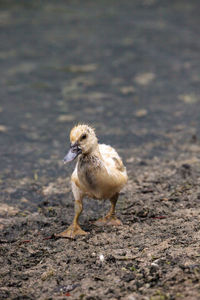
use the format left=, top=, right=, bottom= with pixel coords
left=55, top=224, right=88, bottom=239
left=94, top=216, right=122, bottom=226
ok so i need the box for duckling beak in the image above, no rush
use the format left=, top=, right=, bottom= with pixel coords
left=63, top=142, right=82, bottom=164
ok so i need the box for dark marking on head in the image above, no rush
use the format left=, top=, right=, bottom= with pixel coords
left=80, top=133, right=87, bottom=141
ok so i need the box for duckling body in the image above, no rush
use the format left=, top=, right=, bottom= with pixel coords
left=56, top=125, right=128, bottom=238
left=73, top=144, right=127, bottom=200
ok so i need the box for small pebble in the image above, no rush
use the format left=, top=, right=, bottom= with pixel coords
left=99, top=254, right=104, bottom=262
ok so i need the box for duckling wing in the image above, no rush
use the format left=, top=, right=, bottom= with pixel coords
left=99, top=144, right=127, bottom=175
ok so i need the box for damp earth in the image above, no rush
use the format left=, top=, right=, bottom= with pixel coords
left=0, top=1, right=200, bottom=299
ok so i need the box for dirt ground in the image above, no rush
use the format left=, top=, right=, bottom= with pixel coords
left=1, top=0, right=200, bottom=299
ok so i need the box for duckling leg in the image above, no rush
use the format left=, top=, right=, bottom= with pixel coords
left=56, top=182, right=88, bottom=238
left=94, top=193, right=122, bottom=226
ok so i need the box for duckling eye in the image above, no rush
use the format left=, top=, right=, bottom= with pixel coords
left=80, top=134, right=87, bottom=141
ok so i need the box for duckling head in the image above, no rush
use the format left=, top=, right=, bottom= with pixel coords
left=63, top=124, right=98, bottom=163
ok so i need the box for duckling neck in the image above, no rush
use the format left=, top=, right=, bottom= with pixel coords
left=82, top=145, right=102, bottom=160
left=78, top=145, right=104, bottom=188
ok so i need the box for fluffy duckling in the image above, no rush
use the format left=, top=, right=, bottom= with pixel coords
left=56, top=124, right=128, bottom=238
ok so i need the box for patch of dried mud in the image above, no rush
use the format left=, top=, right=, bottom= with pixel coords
left=1, top=152, right=200, bottom=300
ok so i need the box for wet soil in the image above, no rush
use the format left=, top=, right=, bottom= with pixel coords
left=0, top=0, right=200, bottom=299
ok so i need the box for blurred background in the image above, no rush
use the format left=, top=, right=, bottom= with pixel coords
left=0, top=0, right=200, bottom=212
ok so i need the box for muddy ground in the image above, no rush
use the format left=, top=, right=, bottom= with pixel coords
left=1, top=0, right=200, bottom=299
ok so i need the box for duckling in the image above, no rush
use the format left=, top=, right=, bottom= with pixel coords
left=56, top=124, right=128, bottom=238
